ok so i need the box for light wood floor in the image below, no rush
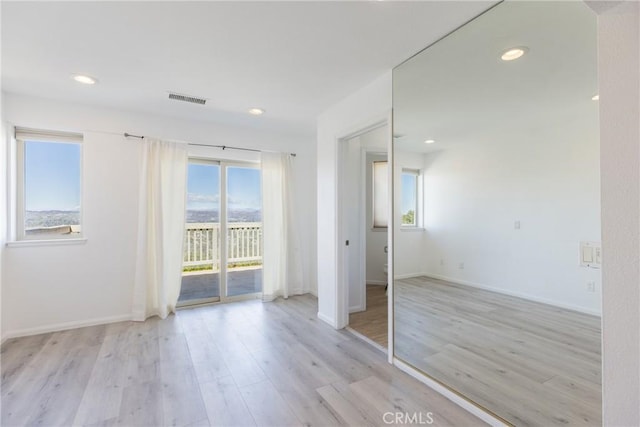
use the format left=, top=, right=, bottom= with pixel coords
left=1, top=294, right=485, bottom=427
left=395, top=276, right=602, bottom=427
left=349, top=285, right=388, bottom=347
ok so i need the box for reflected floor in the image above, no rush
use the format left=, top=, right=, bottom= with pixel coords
left=179, top=267, right=262, bottom=302
left=395, top=276, right=602, bottom=426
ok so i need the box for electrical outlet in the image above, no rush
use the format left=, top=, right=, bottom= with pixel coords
left=440, top=259, right=444, bottom=266
left=587, top=282, right=596, bottom=292
left=458, top=262, right=464, bottom=270
left=514, top=221, right=521, bottom=230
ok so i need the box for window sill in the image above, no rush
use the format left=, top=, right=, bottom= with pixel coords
left=400, top=227, right=425, bottom=232
left=6, top=238, right=88, bottom=248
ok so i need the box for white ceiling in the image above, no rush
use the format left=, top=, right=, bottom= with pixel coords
left=393, top=1, right=598, bottom=153
left=1, top=1, right=495, bottom=138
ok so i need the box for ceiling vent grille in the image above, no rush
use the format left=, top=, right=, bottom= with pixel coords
left=168, top=92, right=207, bottom=105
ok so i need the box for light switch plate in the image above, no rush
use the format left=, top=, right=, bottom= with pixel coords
left=580, top=241, right=601, bottom=269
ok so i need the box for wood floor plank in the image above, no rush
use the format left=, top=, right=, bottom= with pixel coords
left=0, top=333, right=52, bottom=395
left=158, top=333, right=209, bottom=427
left=316, top=381, right=379, bottom=427
left=200, top=375, right=256, bottom=427
left=26, top=343, right=102, bottom=426
left=349, top=285, right=388, bottom=347
left=116, top=380, right=164, bottom=426
left=239, top=379, right=302, bottom=427
left=73, top=329, right=133, bottom=425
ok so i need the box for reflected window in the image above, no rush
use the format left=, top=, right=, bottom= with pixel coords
left=401, top=169, right=419, bottom=227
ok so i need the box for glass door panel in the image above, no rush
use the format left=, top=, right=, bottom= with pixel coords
left=226, top=166, right=263, bottom=297
left=179, top=162, right=221, bottom=304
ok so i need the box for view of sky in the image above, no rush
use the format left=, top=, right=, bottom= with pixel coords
left=401, top=172, right=416, bottom=215
left=25, top=141, right=81, bottom=211
left=187, top=163, right=261, bottom=211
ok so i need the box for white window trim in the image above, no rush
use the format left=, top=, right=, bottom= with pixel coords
left=401, top=168, right=422, bottom=229
left=11, top=127, right=84, bottom=243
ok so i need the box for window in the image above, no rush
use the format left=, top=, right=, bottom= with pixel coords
left=372, top=160, right=388, bottom=228
left=15, top=128, right=83, bottom=240
left=401, top=169, right=419, bottom=227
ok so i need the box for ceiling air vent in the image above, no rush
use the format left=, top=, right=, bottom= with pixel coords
left=168, top=92, right=207, bottom=105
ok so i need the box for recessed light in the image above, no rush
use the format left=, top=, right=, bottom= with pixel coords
left=500, top=47, right=528, bottom=61
left=592, top=94, right=599, bottom=101
left=424, top=139, right=435, bottom=144
left=72, top=74, right=98, bottom=85
left=248, top=108, right=265, bottom=116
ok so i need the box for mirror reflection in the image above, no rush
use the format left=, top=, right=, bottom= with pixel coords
left=392, top=2, right=601, bottom=425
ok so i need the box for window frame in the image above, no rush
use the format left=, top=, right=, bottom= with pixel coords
left=14, top=127, right=84, bottom=242
left=401, top=168, right=421, bottom=228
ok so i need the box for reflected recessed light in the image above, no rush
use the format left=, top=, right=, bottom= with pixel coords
left=72, top=74, right=98, bottom=85
left=248, top=108, right=265, bottom=115
left=592, top=94, right=599, bottom=101
left=501, top=47, right=528, bottom=61
left=424, top=139, right=436, bottom=144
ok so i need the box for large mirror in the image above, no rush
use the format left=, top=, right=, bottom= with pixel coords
left=392, top=1, right=601, bottom=425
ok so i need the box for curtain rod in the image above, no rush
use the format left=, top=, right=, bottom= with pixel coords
left=124, top=133, right=296, bottom=157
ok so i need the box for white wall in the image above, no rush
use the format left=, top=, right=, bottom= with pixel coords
left=597, top=1, right=640, bottom=425
left=1, top=93, right=317, bottom=339
left=316, top=72, right=391, bottom=328
left=3, top=132, right=141, bottom=337
left=408, top=111, right=602, bottom=315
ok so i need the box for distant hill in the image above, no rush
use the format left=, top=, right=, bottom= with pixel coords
left=25, top=209, right=261, bottom=229
left=186, top=208, right=262, bottom=223
left=26, top=210, right=80, bottom=229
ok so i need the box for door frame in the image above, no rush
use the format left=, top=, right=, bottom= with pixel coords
left=336, top=114, right=393, bottom=362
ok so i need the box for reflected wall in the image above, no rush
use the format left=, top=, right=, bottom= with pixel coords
left=392, top=2, right=601, bottom=425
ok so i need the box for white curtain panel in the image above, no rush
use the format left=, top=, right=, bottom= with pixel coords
left=261, top=152, right=304, bottom=301
left=132, top=138, right=188, bottom=320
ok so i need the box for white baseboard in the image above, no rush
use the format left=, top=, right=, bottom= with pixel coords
left=419, top=272, right=602, bottom=317
left=395, top=272, right=427, bottom=280
left=394, top=358, right=507, bottom=427
left=349, top=301, right=366, bottom=313
left=317, top=311, right=337, bottom=328
left=2, top=313, right=134, bottom=342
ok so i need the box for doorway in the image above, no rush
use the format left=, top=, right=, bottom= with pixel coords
left=341, top=125, right=390, bottom=348
left=179, top=159, right=263, bottom=306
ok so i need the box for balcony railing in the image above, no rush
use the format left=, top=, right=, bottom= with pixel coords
left=183, top=222, right=262, bottom=271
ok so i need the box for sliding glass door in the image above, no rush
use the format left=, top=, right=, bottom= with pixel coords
left=226, top=166, right=263, bottom=297
left=180, top=161, right=222, bottom=304
left=179, top=160, right=262, bottom=305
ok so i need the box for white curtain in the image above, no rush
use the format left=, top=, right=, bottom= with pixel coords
left=132, top=138, right=188, bottom=320
left=261, top=152, right=304, bottom=301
